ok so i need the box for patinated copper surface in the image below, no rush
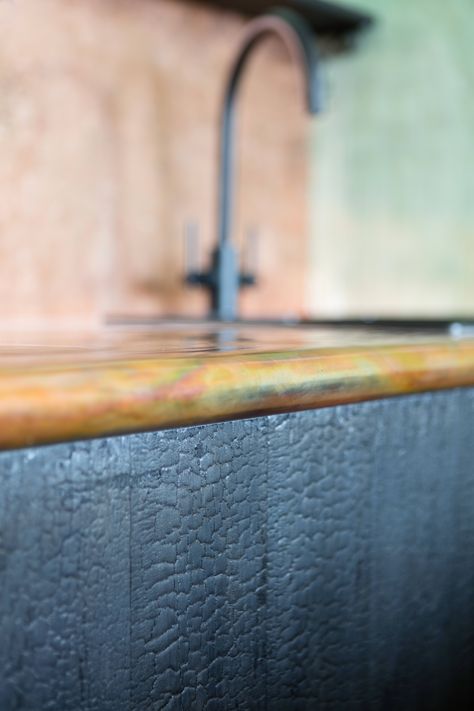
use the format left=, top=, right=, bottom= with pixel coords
left=0, top=322, right=472, bottom=449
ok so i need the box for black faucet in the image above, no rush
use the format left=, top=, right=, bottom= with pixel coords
left=186, top=7, right=322, bottom=321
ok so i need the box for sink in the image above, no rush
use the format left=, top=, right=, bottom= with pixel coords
left=110, top=315, right=474, bottom=337
left=240, top=317, right=474, bottom=337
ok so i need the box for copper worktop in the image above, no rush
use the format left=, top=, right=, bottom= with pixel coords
left=0, top=320, right=473, bottom=450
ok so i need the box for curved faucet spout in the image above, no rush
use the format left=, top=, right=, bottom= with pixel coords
left=220, top=8, right=321, bottom=249
left=216, top=8, right=322, bottom=321
left=186, top=8, right=322, bottom=321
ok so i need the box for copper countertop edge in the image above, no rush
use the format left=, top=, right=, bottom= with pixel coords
left=0, top=335, right=472, bottom=451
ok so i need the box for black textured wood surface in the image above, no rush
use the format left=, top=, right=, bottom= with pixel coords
left=0, top=389, right=473, bottom=710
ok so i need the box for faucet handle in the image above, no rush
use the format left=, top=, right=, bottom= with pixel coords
left=239, top=226, right=258, bottom=287
left=184, top=221, right=199, bottom=276
left=184, top=221, right=213, bottom=287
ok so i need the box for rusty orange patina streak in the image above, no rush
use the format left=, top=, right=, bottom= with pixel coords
left=0, top=335, right=472, bottom=450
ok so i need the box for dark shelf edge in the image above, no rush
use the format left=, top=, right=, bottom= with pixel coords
left=192, top=0, right=374, bottom=37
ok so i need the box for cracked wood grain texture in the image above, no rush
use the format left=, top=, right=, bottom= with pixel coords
left=1, top=389, right=473, bottom=710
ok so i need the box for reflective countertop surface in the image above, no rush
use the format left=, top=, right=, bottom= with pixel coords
left=0, top=319, right=472, bottom=363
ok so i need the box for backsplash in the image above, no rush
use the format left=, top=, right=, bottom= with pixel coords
left=310, top=0, right=474, bottom=316
left=0, top=0, right=309, bottom=327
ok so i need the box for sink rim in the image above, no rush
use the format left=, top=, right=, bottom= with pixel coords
left=108, top=314, right=474, bottom=335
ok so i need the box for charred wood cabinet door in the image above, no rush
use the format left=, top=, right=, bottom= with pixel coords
left=0, top=389, right=473, bottom=710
